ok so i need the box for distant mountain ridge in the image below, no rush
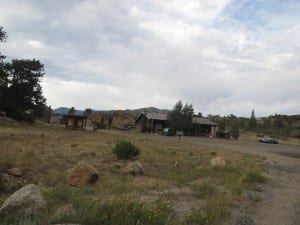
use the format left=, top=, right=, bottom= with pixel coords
left=52, top=106, right=169, bottom=115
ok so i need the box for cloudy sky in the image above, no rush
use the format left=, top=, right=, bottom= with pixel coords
left=1, top=0, right=299, bottom=116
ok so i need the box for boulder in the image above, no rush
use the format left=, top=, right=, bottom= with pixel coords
left=7, top=167, right=22, bottom=177
left=210, top=156, right=226, bottom=168
left=69, top=161, right=99, bottom=187
left=124, top=161, right=144, bottom=176
left=0, top=184, right=46, bottom=219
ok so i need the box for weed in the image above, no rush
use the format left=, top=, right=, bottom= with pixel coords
left=192, top=181, right=216, bottom=198
left=60, top=198, right=171, bottom=225
left=44, top=184, right=74, bottom=204
left=186, top=211, right=212, bottom=225
left=244, top=170, right=267, bottom=183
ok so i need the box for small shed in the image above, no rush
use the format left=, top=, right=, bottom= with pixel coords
left=192, top=116, right=217, bottom=136
left=65, top=115, right=87, bottom=130
left=135, top=112, right=167, bottom=133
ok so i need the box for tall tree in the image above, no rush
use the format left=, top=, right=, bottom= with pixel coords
left=0, top=26, right=8, bottom=101
left=249, top=109, right=257, bottom=130
left=84, top=108, right=93, bottom=117
left=1, top=59, right=46, bottom=119
left=0, top=27, right=47, bottom=120
left=167, top=100, right=194, bottom=133
left=0, top=26, right=6, bottom=42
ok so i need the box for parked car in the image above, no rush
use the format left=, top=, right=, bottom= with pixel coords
left=162, top=128, right=176, bottom=136
left=258, top=137, right=279, bottom=144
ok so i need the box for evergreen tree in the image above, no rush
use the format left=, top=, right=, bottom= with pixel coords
left=249, top=109, right=257, bottom=130
left=0, top=27, right=47, bottom=121
left=167, top=100, right=194, bottom=133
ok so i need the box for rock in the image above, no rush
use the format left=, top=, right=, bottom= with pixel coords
left=210, top=156, right=226, bottom=168
left=0, top=184, right=46, bottom=219
left=69, top=161, right=99, bottom=187
left=124, top=161, right=144, bottom=175
left=52, top=204, right=75, bottom=221
left=7, top=167, right=22, bottom=177
left=0, top=111, right=6, bottom=116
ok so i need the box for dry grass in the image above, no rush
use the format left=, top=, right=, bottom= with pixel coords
left=0, top=124, right=267, bottom=225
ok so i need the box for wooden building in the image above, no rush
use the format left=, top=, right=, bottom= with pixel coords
left=65, top=115, right=87, bottom=130
left=135, top=112, right=167, bottom=133
left=192, top=116, right=217, bottom=136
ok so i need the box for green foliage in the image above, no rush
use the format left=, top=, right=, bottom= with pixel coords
left=244, top=170, right=267, bottom=183
left=230, top=124, right=240, bottom=139
left=113, top=140, right=140, bottom=160
left=192, top=181, right=216, bottom=198
left=68, top=106, right=76, bottom=115
left=84, top=108, right=93, bottom=117
left=59, top=199, right=170, bottom=225
left=186, top=211, right=212, bottom=225
left=249, top=109, right=257, bottom=130
left=0, top=26, right=7, bottom=42
left=167, top=100, right=194, bottom=133
left=0, top=28, right=46, bottom=121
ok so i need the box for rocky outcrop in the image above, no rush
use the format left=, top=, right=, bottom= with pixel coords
left=210, top=156, right=226, bottom=168
left=111, top=111, right=135, bottom=129
left=69, top=161, right=99, bottom=187
left=0, top=184, right=46, bottom=219
left=123, top=161, right=144, bottom=176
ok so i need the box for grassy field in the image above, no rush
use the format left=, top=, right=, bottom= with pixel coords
left=0, top=124, right=267, bottom=225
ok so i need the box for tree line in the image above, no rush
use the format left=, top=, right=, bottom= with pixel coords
left=0, top=27, right=47, bottom=121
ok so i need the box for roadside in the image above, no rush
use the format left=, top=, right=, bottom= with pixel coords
left=128, top=132, right=300, bottom=225
left=180, top=136, right=300, bottom=225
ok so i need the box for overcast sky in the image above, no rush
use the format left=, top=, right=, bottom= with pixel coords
left=1, top=0, right=299, bottom=117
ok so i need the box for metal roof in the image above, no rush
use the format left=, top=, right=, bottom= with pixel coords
left=192, top=117, right=217, bottom=126
left=136, top=112, right=168, bottom=122
left=136, top=113, right=217, bottom=126
left=146, top=112, right=168, bottom=120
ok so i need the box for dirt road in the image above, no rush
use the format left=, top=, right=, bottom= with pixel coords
left=182, top=137, right=300, bottom=225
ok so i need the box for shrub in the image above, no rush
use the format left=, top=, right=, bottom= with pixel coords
left=113, top=140, right=140, bottom=160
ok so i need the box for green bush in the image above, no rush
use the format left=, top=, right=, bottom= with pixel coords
left=113, top=140, right=140, bottom=160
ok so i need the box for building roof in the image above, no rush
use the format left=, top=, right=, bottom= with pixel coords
left=136, top=113, right=217, bottom=126
left=135, top=112, right=168, bottom=122
left=192, top=117, right=217, bottom=126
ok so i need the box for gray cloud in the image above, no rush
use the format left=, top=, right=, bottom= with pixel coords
left=0, top=0, right=299, bottom=116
